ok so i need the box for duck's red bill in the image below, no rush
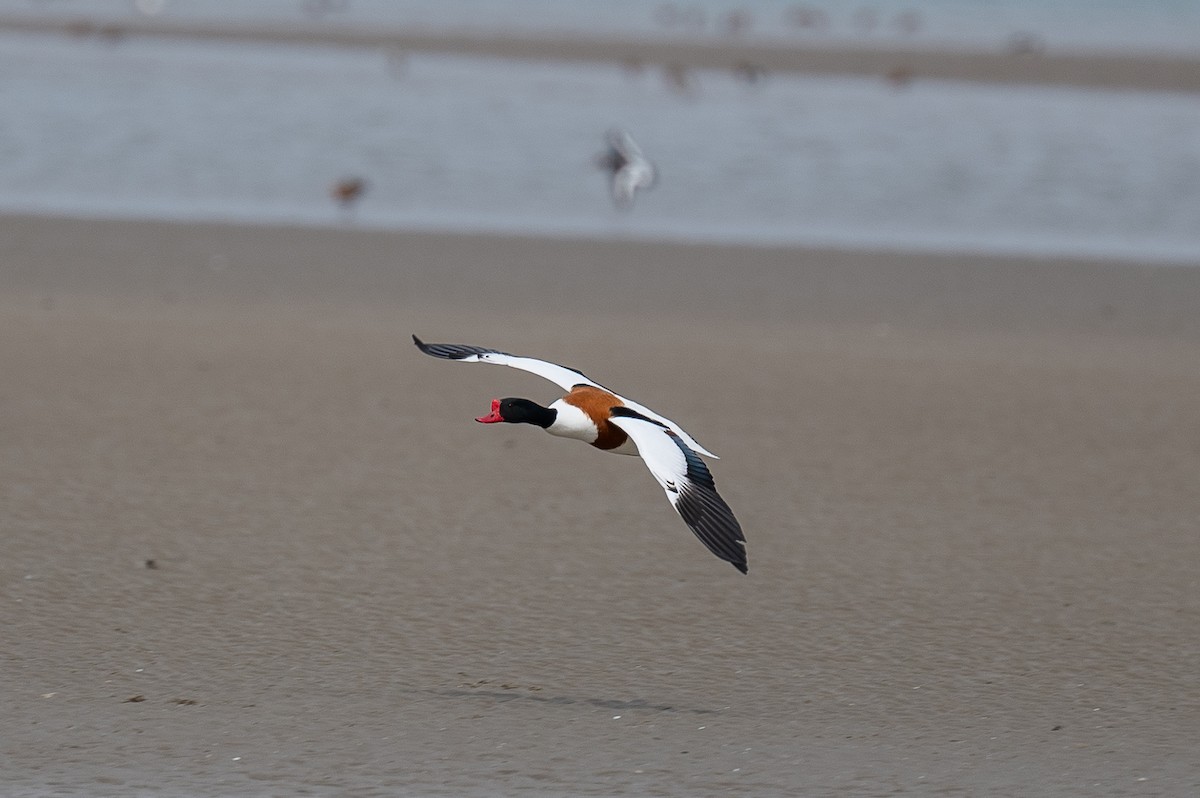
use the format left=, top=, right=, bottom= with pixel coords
left=475, top=398, right=504, bottom=423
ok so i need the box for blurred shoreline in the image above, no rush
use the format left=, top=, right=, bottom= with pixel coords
left=5, top=23, right=1198, bottom=260
left=6, top=212, right=1200, bottom=340
left=5, top=11, right=1200, bottom=92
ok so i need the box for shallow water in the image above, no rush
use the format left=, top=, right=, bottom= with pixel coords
left=2, top=15, right=1199, bottom=263
left=7, top=0, right=1200, bottom=54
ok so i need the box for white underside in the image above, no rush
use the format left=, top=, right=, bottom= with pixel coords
left=607, top=413, right=702, bottom=500
left=548, top=400, right=639, bottom=455
left=466, top=350, right=718, bottom=458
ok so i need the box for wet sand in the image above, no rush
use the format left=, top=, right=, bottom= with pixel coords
left=2, top=215, right=1199, bottom=796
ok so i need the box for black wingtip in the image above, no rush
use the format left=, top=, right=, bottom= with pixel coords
left=412, top=334, right=439, bottom=357
left=733, top=561, right=748, bottom=574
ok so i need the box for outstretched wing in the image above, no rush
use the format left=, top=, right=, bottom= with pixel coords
left=608, top=408, right=747, bottom=574
left=413, top=335, right=603, bottom=392
left=606, top=128, right=644, bottom=162
left=413, top=335, right=718, bottom=458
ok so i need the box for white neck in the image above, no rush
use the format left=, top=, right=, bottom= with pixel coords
left=546, top=399, right=599, bottom=443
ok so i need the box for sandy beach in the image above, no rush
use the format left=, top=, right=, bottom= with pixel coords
left=2, top=214, right=1198, bottom=796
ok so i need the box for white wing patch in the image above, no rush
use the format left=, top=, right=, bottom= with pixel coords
left=413, top=336, right=718, bottom=458
left=474, top=352, right=604, bottom=393
left=609, top=409, right=747, bottom=573
left=608, top=412, right=690, bottom=498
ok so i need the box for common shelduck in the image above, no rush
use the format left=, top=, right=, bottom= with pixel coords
left=596, top=129, right=658, bottom=209
left=414, top=336, right=747, bottom=574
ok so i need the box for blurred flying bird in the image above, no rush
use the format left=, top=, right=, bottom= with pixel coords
left=595, top=129, right=658, bottom=209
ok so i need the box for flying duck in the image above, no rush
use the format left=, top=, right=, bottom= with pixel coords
left=596, top=128, right=658, bottom=209
left=413, top=335, right=747, bottom=573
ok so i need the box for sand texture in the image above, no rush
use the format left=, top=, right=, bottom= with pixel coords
left=2, top=216, right=1199, bottom=796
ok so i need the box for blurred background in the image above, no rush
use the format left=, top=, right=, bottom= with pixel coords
left=1, top=0, right=1199, bottom=264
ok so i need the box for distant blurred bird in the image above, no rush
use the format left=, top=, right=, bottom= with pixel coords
left=885, top=65, right=914, bottom=89
left=1007, top=30, right=1046, bottom=56
left=852, top=6, right=880, bottom=33
left=595, top=129, right=658, bottom=209
left=785, top=4, right=828, bottom=30
left=732, top=60, right=767, bottom=85
left=302, top=0, right=351, bottom=19
left=892, top=9, right=922, bottom=35
left=331, top=177, right=367, bottom=213
left=661, top=62, right=697, bottom=96
left=721, top=9, right=753, bottom=36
